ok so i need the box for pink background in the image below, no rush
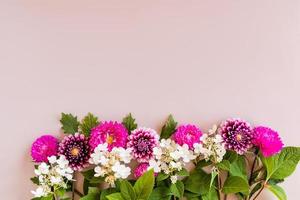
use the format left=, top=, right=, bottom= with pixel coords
left=0, top=1, right=299, bottom=199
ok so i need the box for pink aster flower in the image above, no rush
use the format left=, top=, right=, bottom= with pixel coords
left=127, top=128, right=159, bottom=162
left=134, top=163, right=149, bottom=178
left=89, top=121, right=128, bottom=151
left=173, top=124, right=202, bottom=149
left=253, top=126, right=283, bottom=157
left=31, top=135, right=58, bottom=162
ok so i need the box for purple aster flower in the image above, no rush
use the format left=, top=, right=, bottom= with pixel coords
left=31, top=135, right=58, bottom=162
left=220, top=118, right=253, bottom=154
left=127, top=127, right=159, bottom=162
left=59, top=133, right=91, bottom=171
left=253, top=126, right=283, bottom=157
left=89, top=121, right=128, bottom=151
left=173, top=124, right=202, bottom=150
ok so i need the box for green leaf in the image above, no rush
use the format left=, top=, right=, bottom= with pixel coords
left=177, top=168, right=189, bottom=176
left=229, top=155, right=247, bottom=181
left=224, top=150, right=238, bottom=163
left=160, top=115, right=177, bottom=139
left=30, top=177, right=39, bottom=185
left=54, top=188, right=65, bottom=197
left=134, top=169, right=155, bottom=200
left=261, top=147, right=300, bottom=180
left=106, top=193, right=124, bottom=200
left=217, top=160, right=231, bottom=171
left=184, top=168, right=211, bottom=195
left=149, top=186, right=171, bottom=200
left=201, top=187, right=218, bottom=200
left=170, top=181, right=184, bottom=198
left=60, top=113, right=80, bottom=134
left=222, top=176, right=249, bottom=195
left=81, top=169, right=95, bottom=181
left=266, top=184, right=287, bottom=200
left=120, top=180, right=136, bottom=200
left=122, top=113, right=138, bottom=133
left=184, top=191, right=200, bottom=200
left=80, top=187, right=100, bottom=200
left=79, top=113, right=99, bottom=136
left=100, top=188, right=118, bottom=200
left=156, top=173, right=169, bottom=182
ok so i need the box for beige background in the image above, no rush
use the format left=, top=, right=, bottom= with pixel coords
left=0, top=0, right=299, bottom=199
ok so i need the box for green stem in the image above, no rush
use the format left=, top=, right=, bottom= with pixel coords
left=217, top=174, right=222, bottom=200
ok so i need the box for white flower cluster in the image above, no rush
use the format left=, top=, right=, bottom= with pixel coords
left=148, top=139, right=196, bottom=184
left=193, top=125, right=226, bottom=163
left=89, top=143, right=132, bottom=187
left=31, top=155, right=74, bottom=198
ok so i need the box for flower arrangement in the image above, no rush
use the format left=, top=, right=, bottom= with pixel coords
left=29, top=113, right=299, bottom=200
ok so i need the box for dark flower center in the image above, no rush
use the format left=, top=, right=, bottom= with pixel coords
left=137, top=139, right=149, bottom=152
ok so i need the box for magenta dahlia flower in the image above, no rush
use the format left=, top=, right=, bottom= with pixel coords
left=220, top=118, right=253, bottom=155
left=134, top=163, right=150, bottom=179
left=127, top=128, right=159, bottom=162
left=31, top=135, right=58, bottom=162
left=59, top=133, right=91, bottom=170
left=253, top=126, right=283, bottom=157
left=173, top=124, right=202, bottom=149
left=89, top=121, right=128, bottom=151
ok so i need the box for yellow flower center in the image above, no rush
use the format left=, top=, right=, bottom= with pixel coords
left=71, top=147, right=80, bottom=156
left=106, top=135, right=114, bottom=144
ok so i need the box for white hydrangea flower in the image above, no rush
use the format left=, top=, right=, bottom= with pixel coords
left=194, top=126, right=226, bottom=163
left=89, top=143, right=132, bottom=186
left=170, top=175, right=178, bottom=184
left=31, top=155, right=74, bottom=198
left=148, top=159, right=161, bottom=173
left=149, top=139, right=194, bottom=179
left=112, top=162, right=131, bottom=179
left=31, top=186, right=46, bottom=197
left=50, top=176, right=62, bottom=184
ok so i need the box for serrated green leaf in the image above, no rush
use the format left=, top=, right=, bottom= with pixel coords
left=184, top=168, right=211, bottom=195
left=79, top=113, right=99, bottom=136
left=80, top=187, right=100, bottom=200
left=106, top=193, right=124, bottom=200
left=224, top=150, right=238, bottom=163
left=60, top=113, right=80, bottom=134
left=100, top=188, right=118, bottom=200
left=229, top=155, right=247, bottom=181
left=266, top=184, right=287, bottom=200
left=222, top=176, right=249, bottom=195
left=160, top=115, right=177, bottom=139
left=134, top=169, right=155, bottom=200
left=122, top=113, right=138, bottom=133
left=177, top=168, right=189, bottom=176
left=201, top=186, right=218, bottom=200
left=156, top=173, right=169, bottom=182
left=55, top=188, right=65, bottom=197
left=170, top=181, right=184, bottom=198
left=120, top=180, right=136, bottom=200
left=149, top=186, right=171, bottom=200
left=261, top=147, right=300, bottom=180
left=217, top=160, right=231, bottom=171
left=30, top=177, right=39, bottom=185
